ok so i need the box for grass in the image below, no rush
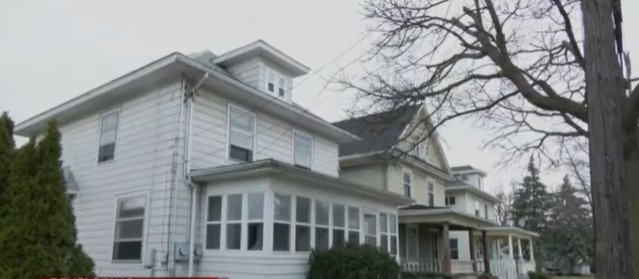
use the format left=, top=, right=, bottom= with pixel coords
left=552, top=276, right=594, bottom=279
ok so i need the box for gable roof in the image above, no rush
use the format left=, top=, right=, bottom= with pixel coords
left=332, top=105, right=420, bottom=157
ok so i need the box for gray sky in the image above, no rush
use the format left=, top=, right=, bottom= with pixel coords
left=2, top=0, right=638, bottom=193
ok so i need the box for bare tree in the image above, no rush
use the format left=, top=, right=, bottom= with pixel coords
left=340, top=0, right=638, bottom=277
left=494, top=182, right=517, bottom=226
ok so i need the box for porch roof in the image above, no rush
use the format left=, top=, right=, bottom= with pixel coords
left=482, top=226, right=539, bottom=238
left=190, top=159, right=413, bottom=206
left=398, top=205, right=499, bottom=230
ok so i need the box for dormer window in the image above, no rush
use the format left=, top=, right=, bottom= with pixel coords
left=267, top=71, right=275, bottom=93
left=265, top=68, right=289, bottom=99
left=278, top=78, right=287, bottom=97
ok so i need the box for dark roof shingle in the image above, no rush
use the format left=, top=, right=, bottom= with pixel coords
left=333, top=106, right=420, bottom=156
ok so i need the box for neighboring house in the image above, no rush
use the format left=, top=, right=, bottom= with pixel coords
left=334, top=107, right=538, bottom=279
left=14, top=40, right=410, bottom=279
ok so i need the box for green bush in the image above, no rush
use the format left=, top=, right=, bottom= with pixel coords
left=308, top=243, right=400, bottom=279
left=528, top=271, right=551, bottom=279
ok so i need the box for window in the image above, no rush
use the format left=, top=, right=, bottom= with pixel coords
left=484, top=203, right=489, bottom=219
left=315, top=201, right=330, bottom=250
left=228, top=105, right=255, bottom=162
left=379, top=213, right=388, bottom=251
left=226, top=194, right=242, bottom=250
left=450, top=238, right=459, bottom=259
left=474, top=200, right=480, bottom=217
left=98, top=110, right=119, bottom=163
left=278, top=77, right=287, bottom=97
left=445, top=196, right=456, bottom=206
left=347, top=207, right=360, bottom=243
left=293, top=132, right=312, bottom=169
left=273, top=193, right=291, bottom=251
left=461, top=174, right=468, bottom=180
left=332, top=204, right=346, bottom=247
left=267, top=70, right=275, bottom=93
left=295, top=197, right=311, bottom=252
left=428, top=182, right=435, bottom=206
left=364, top=213, right=377, bottom=246
left=113, top=195, right=145, bottom=261
left=389, top=214, right=398, bottom=255
left=248, top=193, right=264, bottom=250
left=206, top=196, right=222, bottom=249
left=403, top=171, right=412, bottom=198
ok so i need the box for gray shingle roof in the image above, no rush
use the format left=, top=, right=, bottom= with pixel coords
left=450, top=165, right=474, bottom=171
left=332, top=106, right=420, bottom=157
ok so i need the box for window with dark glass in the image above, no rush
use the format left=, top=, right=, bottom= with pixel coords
left=228, top=106, right=255, bottom=162
left=347, top=207, right=360, bottom=244
left=293, top=132, right=312, bottom=169
left=295, top=197, right=311, bottom=251
left=113, top=195, right=145, bottom=261
left=247, top=193, right=264, bottom=250
left=379, top=213, right=388, bottom=251
left=389, top=214, right=398, bottom=255
left=226, top=194, right=242, bottom=250
left=450, top=238, right=459, bottom=259
left=332, top=204, right=345, bottom=247
left=364, top=213, right=376, bottom=246
left=98, top=110, right=119, bottom=163
left=428, top=182, right=435, bottom=206
left=273, top=193, right=291, bottom=251
left=315, top=201, right=330, bottom=250
left=403, top=171, right=412, bottom=197
left=205, top=196, right=222, bottom=249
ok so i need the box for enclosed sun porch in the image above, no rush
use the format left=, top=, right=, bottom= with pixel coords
left=398, top=206, right=538, bottom=279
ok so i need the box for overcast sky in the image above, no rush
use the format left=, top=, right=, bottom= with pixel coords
left=2, top=0, right=638, bottom=193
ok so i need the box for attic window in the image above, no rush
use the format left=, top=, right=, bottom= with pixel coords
left=267, top=71, right=275, bottom=93
left=278, top=78, right=286, bottom=97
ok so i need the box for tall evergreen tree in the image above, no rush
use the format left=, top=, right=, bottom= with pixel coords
left=0, top=121, right=94, bottom=277
left=0, top=112, right=15, bottom=198
left=511, top=156, right=551, bottom=270
left=546, top=176, right=593, bottom=274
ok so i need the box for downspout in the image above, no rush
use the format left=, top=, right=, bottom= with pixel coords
left=184, top=73, right=209, bottom=277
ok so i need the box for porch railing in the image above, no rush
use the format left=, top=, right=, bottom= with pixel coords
left=451, top=260, right=475, bottom=273
left=400, top=258, right=442, bottom=273
left=517, top=260, right=536, bottom=275
left=490, top=260, right=517, bottom=279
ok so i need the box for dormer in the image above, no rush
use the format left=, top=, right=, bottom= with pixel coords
left=213, top=40, right=310, bottom=102
left=450, top=165, right=487, bottom=190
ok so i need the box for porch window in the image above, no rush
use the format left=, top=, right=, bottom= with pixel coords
left=332, top=204, right=346, bottom=247
left=112, top=195, right=146, bottom=261
left=98, top=110, right=119, bottom=163
left=226, top=194, right=242, bottom=250
left=293, top=131, right=312, bottom=169
left=379, top=213, right=388, bottom=251
left=228, top=105, right=255, bottom=162
left=205, top=196, right=222, bottom=249
left=445, top=196, right=456, bottom=205
left=295, top=196, right=312, bottom=251
left=315, top=201, right=330, bottom=250
left=389, top=214, right=398, bottom=255
left=273, top=193, right=291, bottom=251
left=428, top=182, right=435, bottom=206
left=403, top=171, right=412, bottom=197
left=247, top=192, right=264, bottom=250
left=364, top=213, right=377, bottom=246
left=450, top=238, right=459, bottom=260
left=347, top=207, right=360, bottom=243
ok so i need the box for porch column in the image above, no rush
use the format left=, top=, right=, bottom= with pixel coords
left=442, top=223, right=452, bottom=275
left=481, top=230, right=490, bottom=274
left=517, top=237, right=523, bottom=260
left=507, top=234, right=514, bottom=259
left=529, top=238, right=535, bottom=261
left=468, top=229, right=477, bottom=272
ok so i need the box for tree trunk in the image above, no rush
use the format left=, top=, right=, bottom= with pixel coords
left=582, top=1, right=638, bottom=278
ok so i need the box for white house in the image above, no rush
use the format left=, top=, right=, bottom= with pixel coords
left=334, top=107, right=538, bottom=279
left=14, top=40, right=411, bottom=279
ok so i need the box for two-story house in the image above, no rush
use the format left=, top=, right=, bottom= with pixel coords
left=14, top=40, right=411, bottom=279
left=334, top=106, right=538, bottom=279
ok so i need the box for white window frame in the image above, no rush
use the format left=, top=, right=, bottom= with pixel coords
left=347, top=206, right=361, bottom=244
left=98, top=108, right=120, bottom=164
left=450, top=238, right=459, bottom=260
left=314, top=200, right=330, bottom=250
left=379, top=213, right=388, bottom=251
left=247, top=192, right=265, bottom=251
left=205, top=195, right=223, bottom=250
left=402, top=169, right=412, bottom=198
left=294, top=196, right=312, bottom=252
left=111, top=191, right=149, bottom=263
left=292, top=130, right=313, bottom=169
left=225, top=193, right=243, bottom=250
left=226, top=104, right=257, bottom=162
left=331, top=203, right=346, bottom=248
left=273, top=193, right=292, bottom=252
left=474, top=200, right=480, bottom=217
left=389, top=214, right=398, bottom=256
left=265, top=68, right=289, bottom=98
left=427, top=179, right=435, bottom=206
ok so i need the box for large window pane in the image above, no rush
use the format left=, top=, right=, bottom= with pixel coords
left=381, top=235, right=388, bottom=251
left=118, top=196, right=145, bottom=218
left=115, top=219, right=144, bottom=239
left=333, top=204, right=345, bottom=227
left=315, top=228, right=329, bottom=250
left=273, top=223, right=290, bottom=251
left=229, top=106, right=255, bottom=161
left=113, top=241, right=142, bottom=261
left=294, top=132, right=312, bottom=168
left=295, top=225, right=311, bottom=252
left=332, top=229, right=345, bottom=247
left=389, top=215, right=397, bottom=234
left=248, top=223, right=263, bottom=250
left=99, top=111, right=119, bottom=163
left=274, top=194, right=291, bottom=221
left=227, top=194, right=242, bottom=221
left=248, top=193, right=264, bottom=220
left=390, top=236, right=397, bottom=255
left=315, top=201, right=329, bottom=226
left=226, top=223, right=241, bottom=250
left=207, top=196, right=222, bottom=222
left=296, top=197, right=311, bottom=223
left=380, top=213, right=387, bottom=233
left=348, top=231, right=360, bottom=244
left=364, top=214, right=376, bottom=246
left=348, top=207, right=359, bottom=229
left=206, top=224, right=221, bottom=249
